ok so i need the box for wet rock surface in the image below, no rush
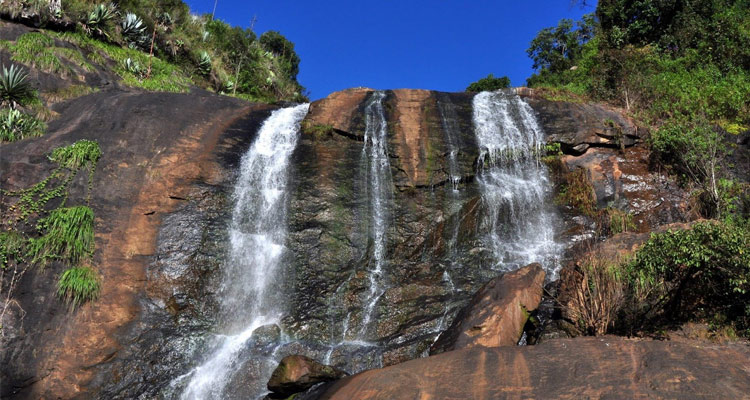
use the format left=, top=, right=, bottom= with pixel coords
left=267, top=355, right=347, bottom=398
left=318, top=336, right=750, bottom=400
left=431, top=263, right=545, bottom=353
left=1, top=81, right=694, bottom=399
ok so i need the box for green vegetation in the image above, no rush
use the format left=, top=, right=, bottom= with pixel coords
left=1, top=140, right=102, bottom=315
left=526, top=1, right=749, bottom=218
left=0, top=108, right=45, bottom=142
left=1, top=1, right=307, bottom=101
left=466, top=74, right=511, bottom=92
left=567, top=220, right=750, bottom=337
left=28, top=206, right=95, bottom=268
left=0, top=64, right=35, bottom=107
left=57, top=266, right=100, bottom=308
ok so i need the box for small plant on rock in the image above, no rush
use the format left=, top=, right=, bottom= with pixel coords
left=0, top=64, right=34, bottom=108
left=57, top=266, right=100, bottom=308
left=0, top=108, right=46, bottom=142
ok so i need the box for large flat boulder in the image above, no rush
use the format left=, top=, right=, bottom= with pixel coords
left=430, top=263, right=545, bottom=354
left=319, top=336, right=750, bottom=399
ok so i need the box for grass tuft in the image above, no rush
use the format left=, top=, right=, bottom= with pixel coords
left=57, top=266, right=100, bottom=308
left=27, top=206, right=95, bottom=268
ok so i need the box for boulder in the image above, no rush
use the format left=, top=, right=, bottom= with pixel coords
left=430, top=263, right=545, bottom=354
left=318, top=336, right=750, bottom=399
left=517, top=87, right=642, bottom=155
left=267, top=355, right=347, bottom=397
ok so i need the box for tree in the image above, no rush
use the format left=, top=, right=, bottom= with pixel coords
left=466, top=74, right=511, bottom=92
left=526, top=14, right=596, bottom=74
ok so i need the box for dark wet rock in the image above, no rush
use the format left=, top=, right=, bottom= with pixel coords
left=517, top=87, right=643, bottom=155
left=431, top=263, right=546, bottom=354
left=318, top=336, right=750, bottom=400
left=267, top=355, right=347, bottom=398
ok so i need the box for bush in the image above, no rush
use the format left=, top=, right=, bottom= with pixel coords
left=621, top=221, right=750, bottom=335
left=466, top=74, right=511, bottom=92
left=566, top=253, right=626, bottom=335
left=57, top=266, right=100, bottom=308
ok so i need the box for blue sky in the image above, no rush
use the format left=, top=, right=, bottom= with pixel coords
left=184, top=1, right=596, bottom=100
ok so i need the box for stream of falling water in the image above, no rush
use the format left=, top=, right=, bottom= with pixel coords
left=324, top=91, right=392, bottom=367
left=473, top=90, right=561, bottom=276
left=177, top=103, right=309, bottom=400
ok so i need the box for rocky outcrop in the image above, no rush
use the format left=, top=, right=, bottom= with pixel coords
left=431, top=264, right=545, bottom=354
left=518, top=87, right=643, bottom=155
left=318, top=336, right=750, bottom=399
left=266, top=355, right=346, bottom=398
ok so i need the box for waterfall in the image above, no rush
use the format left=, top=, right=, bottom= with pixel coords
left=437, top=94, right=462, bottom=191
left=472, top=91, right=561, bottom=277
left=357, top=91, right=393, bottom=340
left=178, top=103, right=309, bottom=400
left=325, top=91, right=392, bottom=368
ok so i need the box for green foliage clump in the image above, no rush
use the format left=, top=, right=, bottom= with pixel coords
left=466, top=74, right=511, bottom=92
left=28, top=206, right=95, bottom=268
left=57, top=266, right=100, bottom=308
left=0, top=63, right=35, bottom=107
left=557, top=168, right=598, bottom=217
left=49, top=139, right=102, bottom=170
left=0, top=108, right=46, bottom=142
left=0, top=231, right=26, bottom=270
left=4, top=140, right=101, bottom=222
left=527, top=14, right=596, bottom=77
left=622, top=221, right=750, bottom=335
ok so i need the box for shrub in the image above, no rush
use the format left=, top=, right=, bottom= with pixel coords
left=85, top=3, right=118, bottom=40
left=556, top=168, right=597, bottom=217
left=466, top=74, right=511, bottom=92
left=57, top=266, right=100, bottom=308
left=566, top=252, right=626, bottom=335
left=0, top=64, right=35, bottom=107
left=621, top=221, right=750, bottom=335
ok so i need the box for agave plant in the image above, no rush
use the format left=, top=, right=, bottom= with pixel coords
left=0, top=64, right=34, bottom=108
left=124, top=58, right=144, bottom=77
left=120, top=12, right=145, bottom=40
left=85, top=3, right=117, bottom=39
left=0, top=108, right=45, bottom=142
left=198, top=51, right=212, bottom=75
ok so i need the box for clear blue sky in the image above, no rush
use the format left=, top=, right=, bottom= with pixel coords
left=184, top=1, right=596, bottom=100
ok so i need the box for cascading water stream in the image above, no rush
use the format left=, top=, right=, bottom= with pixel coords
left=357, top=91, right=393, bottom=339
left=178, top=103, right=309, bottom=400
left=325, top=91, right=392, bottom=366
left=472, top=90, right=561, bottom=276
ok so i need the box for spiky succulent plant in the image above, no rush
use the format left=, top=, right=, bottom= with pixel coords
left=0, top=64, right=34, bottom=108
left=198, top=51, right=212, bottom=75
left=85, top=3, right=117, bottom=39
left=120, top=12, right=146, bottom=40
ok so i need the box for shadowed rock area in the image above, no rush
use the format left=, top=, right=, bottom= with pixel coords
left=318, top=337, right=750, bottom=400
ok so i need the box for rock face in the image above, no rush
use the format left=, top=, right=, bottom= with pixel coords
left=431, top=263, right=545, bottom=353
left=0, top=45, right=691, bottom=399
left=318, top=337, right=750, bottom=400
left=517, top=87, right=643, bottom=154
left=267, top=355, right=347, bottom=398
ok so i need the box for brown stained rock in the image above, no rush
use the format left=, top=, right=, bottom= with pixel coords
left=430, top=263, right=546, bottom=354
left=0, top=89, right=268, bottom=399
left=303, top=88, right=372, bottom=137
left=267, top=355, right=347, bottom=397
left=561, top=146, right=689, bottom=232
left=390, top=89, right=434, bottom=188
left=319, top=336, right=750, bottom=400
